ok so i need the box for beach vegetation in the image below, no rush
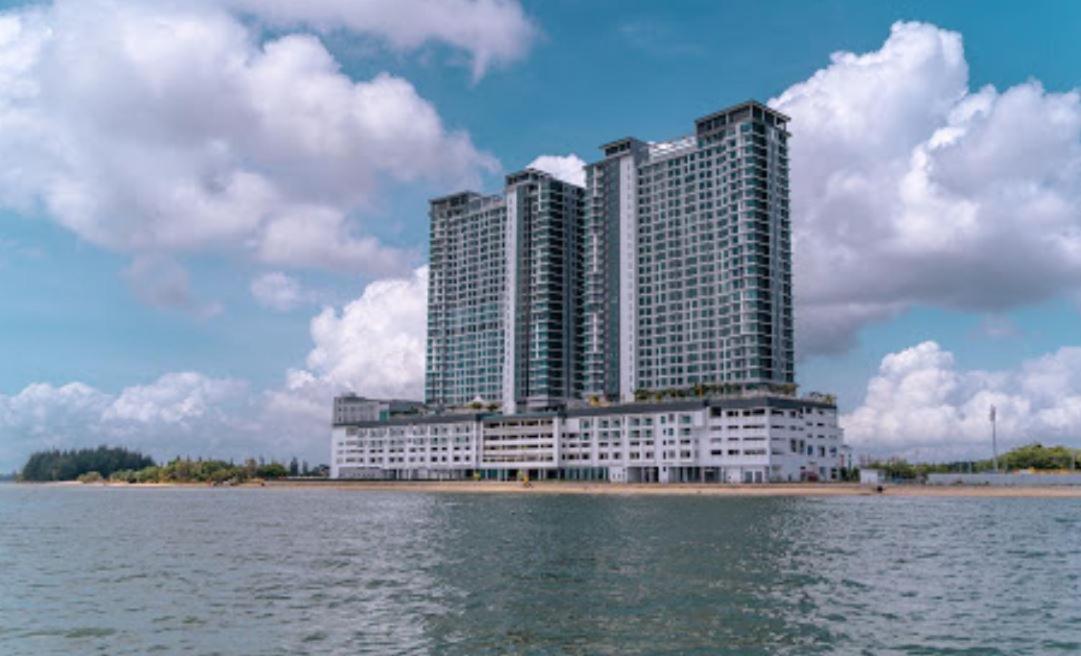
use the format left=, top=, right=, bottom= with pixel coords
left=19, top=446, right=155, bottom=482
left=865, top=443, right=1081, bottom=480
left=19, top=447, right=295, bottom=484
left=998, top=443, right=1079, bottom=471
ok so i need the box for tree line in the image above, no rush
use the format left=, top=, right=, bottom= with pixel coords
left=20, top=446, right=155, bottom=482
left=866, top=443, right=1081, bottom=481
left=18, top=446, right=326, bottom=484
left=105, top=458, right=289, bottom=485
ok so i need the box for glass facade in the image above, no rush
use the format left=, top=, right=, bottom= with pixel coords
left=634, top=103, right=793, bottom=390
left=426, top=101, right=794, bottom=409
left=425, top=191, right=507, bottom=406
left=506, top=171, right=584, bottom=409
left=426, top=172, right=585, bottom=409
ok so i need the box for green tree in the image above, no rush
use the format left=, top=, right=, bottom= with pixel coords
left=1000, top=443, right=1079, bottom=470
left=19, top=446, right=155, bottom=482
left=256, top=463, right=288, bottom=479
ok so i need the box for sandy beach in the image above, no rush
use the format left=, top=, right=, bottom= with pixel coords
left=263, top=479, right=1081, bottom=498
left=33, top=479, right=1081, bottom=498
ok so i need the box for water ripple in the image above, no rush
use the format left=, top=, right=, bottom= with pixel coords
left=0, top=487, right=1078, bottom=654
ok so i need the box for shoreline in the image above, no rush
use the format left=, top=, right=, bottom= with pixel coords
left=27, top=479, right=1081, bottom=498
left=267, top=480, right=1081, bottom=498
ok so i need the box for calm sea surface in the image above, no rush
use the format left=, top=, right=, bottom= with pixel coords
left=1, top=485, right=1079, bottom=655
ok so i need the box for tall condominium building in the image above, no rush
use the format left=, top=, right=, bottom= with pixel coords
left=425, top=190, right=507, bottom=407
left=425, top=170, right=584, bottom=411
left=577, top=138, right=649, bottom=402
left=504, top=170, right=585, bottom=412
left=335, top=100, right=843, bottom=484
left=427, top=100, right=793, bottom=409
left=583, top=102, right=794, bottom=401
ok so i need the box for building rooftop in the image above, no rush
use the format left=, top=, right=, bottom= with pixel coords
left=505, top=167, right=556, bottom=187
left=646, top=135, right=697, bottom=161
left=336, top=394, right=837, bottom=428
left=595, top=101, right=789, bottom=160
left=694, top=100, right=790, bottom=129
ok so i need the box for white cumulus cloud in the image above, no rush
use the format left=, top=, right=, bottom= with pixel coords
left=224, top=0, right=538, bottom=81
left=0, top=382, right=112, bottom=444
left=250, top=271, right=310, bottom=311
left=0, top=0, right=498, bottom=281
left=123, top=254, right=223, bottom=318
left=304, top=266, right=429, bottom=398
left=0, top=373, right=260, bottom=470
left=262, top=266, right=429, bottom=430
left=103, top=372, right=248, bottom=425
left=843, top=341, right=1081, bottom=459
left=527, top=154, right=587, bottom=187
left=772, top=22, right=1081, bottom=356
left=0, top=267, right=432, bottom=471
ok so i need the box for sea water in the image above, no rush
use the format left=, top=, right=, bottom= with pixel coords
left=1, top=485, right=1078, bottom=655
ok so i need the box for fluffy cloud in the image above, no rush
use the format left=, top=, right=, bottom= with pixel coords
left=0, top=267, right=431, bottom=471
left=303, top=266, right=429, bottom=398
left=843, top=341, right=1081, bottom=459
left=263, top=266, right=429, bottom=430
left=124, top=254, right=223, bottom=318
left=103, top=372, right=248, bottom=424
left=0, top=373, right=264, bottom=470
left=772, top=22, right=1081, bottom=356
left=527, top=154, right=587, bottom=187
left=224, top=0, right=537, bottom=80
left=0, top=382, right=112, bottom=440
left=0, top=0, right=499, bottom=280
left=250, top=271, right=309, bottom=311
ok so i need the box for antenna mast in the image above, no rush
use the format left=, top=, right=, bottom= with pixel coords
left=990, top=405, right=998, bottom=472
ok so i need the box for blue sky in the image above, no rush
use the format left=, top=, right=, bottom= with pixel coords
left=1, top=0, right=1080, bottom=469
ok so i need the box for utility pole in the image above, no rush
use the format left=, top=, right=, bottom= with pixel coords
left=990, top=405, right=998, bottom=473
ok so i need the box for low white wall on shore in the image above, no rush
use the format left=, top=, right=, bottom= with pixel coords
left=927, top=473, right=1081, bottom=486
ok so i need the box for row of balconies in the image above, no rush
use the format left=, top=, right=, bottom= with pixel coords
left=341, top=441, right=838, bottom=470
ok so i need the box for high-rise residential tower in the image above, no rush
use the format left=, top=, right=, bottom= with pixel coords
left=578, top=138, right=649, bottom=402
left=588, top=101, right=795, bottom=400
left=424, top=190, right=507, bottom=407
left=504, top=170, right=584, bottom=413
left=426, top=100, right=793, bottom=409
left=334, top=101, right=846, bottom=485
left=425, top=169, right=584, bottom=411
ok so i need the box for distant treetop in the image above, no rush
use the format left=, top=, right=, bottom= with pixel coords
left=19, top=446, right=155, bottom=482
